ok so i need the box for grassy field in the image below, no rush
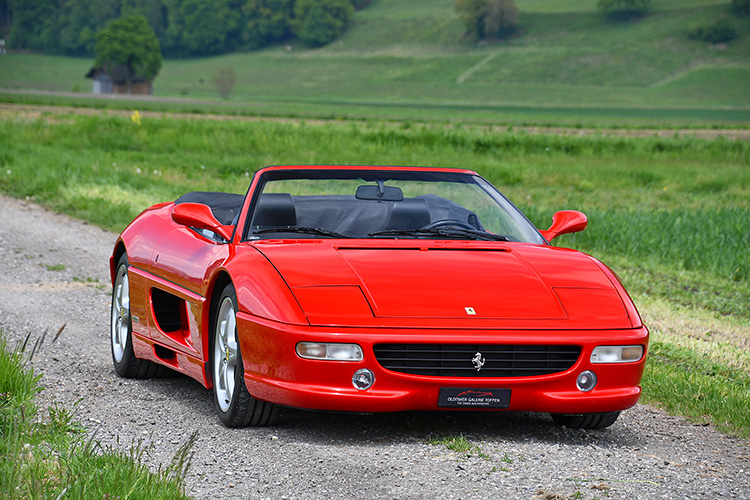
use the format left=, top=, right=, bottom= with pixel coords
left=0, top=0, right=748, bottom=126
left=0, top=107, right=749, bottom=440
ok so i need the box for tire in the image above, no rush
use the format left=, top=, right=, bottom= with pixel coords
left=211, top=283, right=279, bottom=427
left=111, top=254, right=166, bottom=378
left=550, top=411, right=621, bottom=430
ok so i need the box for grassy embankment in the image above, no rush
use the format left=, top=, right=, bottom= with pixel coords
left=0, top=334, right=194, bottom=499
left=0, top=0, right=748, bottom=126
left=0, top=110, right=748, bottom=436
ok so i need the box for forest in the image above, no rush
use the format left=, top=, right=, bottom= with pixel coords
left=0, top=0, right=373, bottom=56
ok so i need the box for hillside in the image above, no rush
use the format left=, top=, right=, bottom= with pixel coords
left=0, top=0, right=748, bottom=126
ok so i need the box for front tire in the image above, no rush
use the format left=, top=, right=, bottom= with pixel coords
left=211, top=283, right=278, bottom=427
left=110, top=253, right=165, bottom=378
left=550, top=411, right=621, bottom=430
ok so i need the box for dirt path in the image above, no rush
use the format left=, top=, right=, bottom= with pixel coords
left=1, top=194, right=749, bottom=499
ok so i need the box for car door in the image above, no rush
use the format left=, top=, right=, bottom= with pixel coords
left=146, top=225, right=229, bottom=360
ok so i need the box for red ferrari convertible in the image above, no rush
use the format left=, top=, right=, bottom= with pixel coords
left=110, top=165, right=648, bottom=429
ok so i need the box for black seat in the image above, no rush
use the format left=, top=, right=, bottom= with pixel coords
left=251, top=193, right=297, bottom=227
left=387, top=198, right=431, bottom=230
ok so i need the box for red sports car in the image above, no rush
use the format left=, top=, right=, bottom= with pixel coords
left=110, top=165, right=647, bottom=429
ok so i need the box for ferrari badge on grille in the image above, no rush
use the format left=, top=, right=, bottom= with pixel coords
left=472, top=352, right=486, bottom=371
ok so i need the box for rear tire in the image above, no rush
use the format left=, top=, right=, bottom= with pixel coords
left=551, top=411, right=621, bottom=430
left=211, top=283, right=279, bottom=427
left=110, top=254, right=167, bottom=378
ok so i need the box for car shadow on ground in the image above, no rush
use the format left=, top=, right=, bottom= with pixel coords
left=141, top=372, right=645, bottom=450
left=276, top=406, right=644, bottom=449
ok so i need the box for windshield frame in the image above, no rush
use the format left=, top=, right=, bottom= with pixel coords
left=241, top=167, right=545, bottom=244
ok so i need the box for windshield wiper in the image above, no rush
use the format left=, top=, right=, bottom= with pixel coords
left=368, top=228, right=509, bottom=242
left=253, top=226, right=351, bottom=238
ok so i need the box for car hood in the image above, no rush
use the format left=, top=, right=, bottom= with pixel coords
left=254, top=240, right=634, bottom=329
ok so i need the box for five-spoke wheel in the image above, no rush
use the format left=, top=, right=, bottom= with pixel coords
left=110, top=253, right=164, bottom=378
left=211, top=283, right=278, bottom=427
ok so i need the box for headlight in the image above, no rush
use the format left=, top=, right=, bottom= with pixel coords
left=590, top=345, right=644, bottom=364
left=296, top=342, right=364, bottom=361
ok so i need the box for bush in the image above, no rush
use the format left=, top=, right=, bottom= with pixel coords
left=688, top=17, right=739, bottom=44
left=455, top=0, right=519, bottom=40
left=732, top=0, right=750, bottom=16
left=293, top=0, right=354, bottom=47
left=597, top=0, right=650, bottom=16
left=484, top=0, right=520, bottom=38
left=351, top=0, right=374, bottom=10
left=243, top=0, right=296, bottom=49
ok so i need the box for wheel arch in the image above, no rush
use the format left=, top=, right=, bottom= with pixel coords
left=111, top=240, right=128, bottom=285
left=204, top=270, right=234, bottom=386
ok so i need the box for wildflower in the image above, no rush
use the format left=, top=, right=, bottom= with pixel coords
left=131, top=110, right=142, bottom=126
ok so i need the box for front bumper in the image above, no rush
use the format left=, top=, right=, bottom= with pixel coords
left=237, top=313, right=648, bottom=414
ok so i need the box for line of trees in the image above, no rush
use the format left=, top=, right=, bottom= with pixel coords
left=0, top=0, right=370, bottom=57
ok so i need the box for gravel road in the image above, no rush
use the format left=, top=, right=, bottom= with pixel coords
left=0, top=194, right=748, bottom=500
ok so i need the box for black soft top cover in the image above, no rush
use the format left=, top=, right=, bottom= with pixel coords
left=175, top=192, right=244, bottom=225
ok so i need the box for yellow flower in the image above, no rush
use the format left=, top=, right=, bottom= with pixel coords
left=131, top=110, right=142, bottom=126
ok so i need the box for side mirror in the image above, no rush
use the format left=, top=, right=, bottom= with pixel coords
left=540, top=210, right=587, bottom=242
left=172, top=203, right=233, bottom=242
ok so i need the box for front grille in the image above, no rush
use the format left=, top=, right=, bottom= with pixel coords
left=373, top=344, right=581, bottom=378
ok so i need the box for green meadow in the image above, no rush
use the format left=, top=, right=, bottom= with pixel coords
left=1, top=0, right=749, bottom=126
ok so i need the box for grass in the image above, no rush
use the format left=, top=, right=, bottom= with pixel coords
left=643, top=340, right=750, bottom=435
left=0, top=0, right=748, bottom=127
left=0, top=332, right=194, bottom=499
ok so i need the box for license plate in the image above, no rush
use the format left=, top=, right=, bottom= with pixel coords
left=438, top=388, right=511, bottom=408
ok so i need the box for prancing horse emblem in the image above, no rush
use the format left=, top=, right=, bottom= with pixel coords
left=472, top=352, right=485, bottom=372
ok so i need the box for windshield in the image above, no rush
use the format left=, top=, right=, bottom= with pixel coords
left=244, top=168, right=544, bottom=244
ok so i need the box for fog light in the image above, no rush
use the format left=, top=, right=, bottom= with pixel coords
left=296, top=342, right=363, bottom=361
left=591, top=345, right=644, bottom=364
left=576, top=370, right=597, bottom=392
left=352, top=368, right=375, bottom=391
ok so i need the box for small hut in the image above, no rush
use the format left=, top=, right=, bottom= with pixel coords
left=85, top=66, right=153, bottom=95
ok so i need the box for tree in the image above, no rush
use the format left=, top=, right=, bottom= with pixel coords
left=597, top=0, right=651, bottom=16
left=732, top=0, right=750, bottom=16
left=242, top=0, right=295, bottom=49
left=455, top=0, right=488, bottom=39
left=162, top=0, right=242, bottom=56
left=293, top=0, right=353, bottom=47
left=214, top=67, right=237, bottom=99
left=483, top=0, right=519, bottom=38
left=121, top=0, right=168, bottom=42
left=94, top=15, right=162, bottom=93
left=6, top=0, right=59, bottom=52
left=455, top=0, right=519, bottom=40
left=0, top=0, right=11, bottom=40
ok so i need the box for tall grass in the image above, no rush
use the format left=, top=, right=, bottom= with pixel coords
left=643, top=340, right=750, bottom=437
left=0, top=332, right=194, bottom=499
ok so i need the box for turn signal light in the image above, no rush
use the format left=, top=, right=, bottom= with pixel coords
left=591, top=345, right=644, bottom=364
left=296, top=342, right=364, bottom=361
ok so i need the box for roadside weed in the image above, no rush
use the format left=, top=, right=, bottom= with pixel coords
left=0, top=332, right=194, bottom=500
